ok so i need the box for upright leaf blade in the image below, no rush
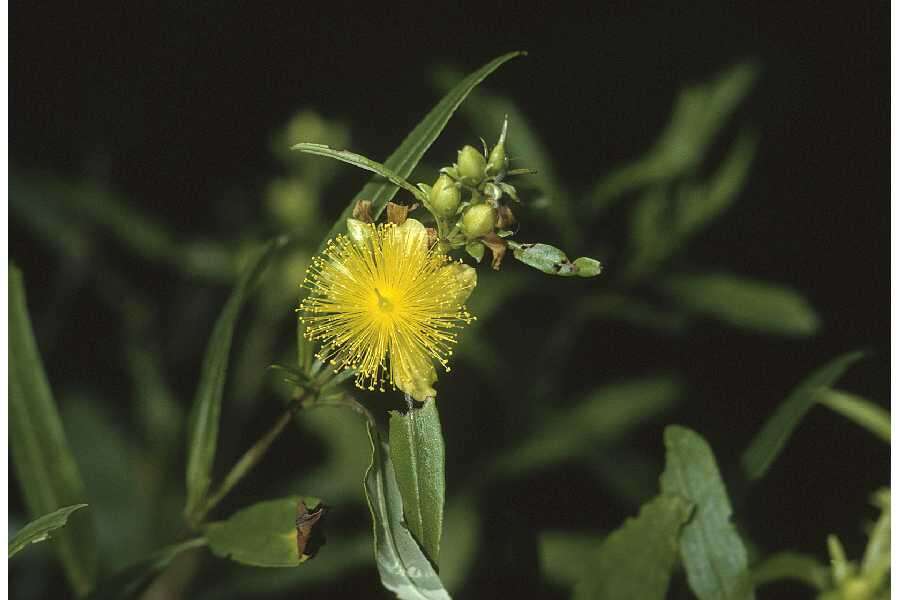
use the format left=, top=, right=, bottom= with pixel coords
left=365, top=420, right=451, bottom=600
left=741, top=351, right=866, bottom=480
left=10, top=265, right=98, bottom=595
left=574, top=495, right=693, bottom=600
left=9, top=504, right=89, bottom=558
left=317, top=51, right=525, bottom=248
left=389, top=399, right=446, bottom=565
left=184, top=238, right=285, bottom=524
left=660, top=426, right=753, bottom=600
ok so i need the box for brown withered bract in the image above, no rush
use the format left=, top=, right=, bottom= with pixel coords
left=425, top=227, right=439, bottom=248
left=352, top=200, right=373, bottom=223
left=481, top=232, right=507, bottom=270
left=495, top=205, right=517, bottom=229
left=296, top=500, right=327, bottom=560
left=386, top=201, right=418, bottom=225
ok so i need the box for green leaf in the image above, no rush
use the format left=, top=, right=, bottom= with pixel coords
left=591, top=62, right=758, bottom=212
left=389, top=399, right=446, bottom=565
left=489, top=377, right=680, bottom=479
left=659, top=272, right=819, bottom=336
left=10, top=264, right=98, bottom=595
left=317, top=51, right=525, bottom=248
left=623, top=131, right=757, bottom=282
left=291, top=144, right=426, bottom=202
left=298, top=51, right=524, bottom=367
left=750, top=552, right=829, bottom=591
left=9, top=504, right=89, bottom=558
left=184, top=238, right=286, bottom=525
left=509, top=242, right=602, bottom=277
left=365, top=420, right=451, bottom=600
left=660, top=425, right=753, bottom=600
left=574, top=495, right=693, bottom=600
left=741, top=351, right=867, bottom=481
left=439, top=493, right=480, bottom=593
left=538, top=530, right=604, bottom=588
left=818, top=388, right=890, bottom=443
left=86, top=538, right=207, bottom=600
left=205, top=497, right=322, bottom=567
left=465, top=241, right=485, bottom=263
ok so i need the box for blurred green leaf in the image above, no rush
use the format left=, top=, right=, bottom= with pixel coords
left=489, top=377, right=680, bottom=479
left=299, top=51, right=525, bottom=367
left=861, top=488, right=890, bottom=581
left=660, top=425, right=753, bottom=600
left=509, top=241, right=602, bottom=277
left=365, top=420, right=451, bottom=600
left=624, top=131, right=757, bottom=282
left=538, top=530, right=604, bottom=588
left=389, top=399, right=446, bottom=566
left=205, top=497, right=321, bottom=567
left=9, top=504, right=89, bottom=558
left=439, top=493, right=480, bottom=593
left=818, top=388, right=890, bottom=443
left=62, top=396, right=154, bottom=570
left=741, top=351, right=866, bottom=481
left=10, top=171, right=235, bottom=281
left=86, top=538, right=207, bottom=600
left=10, top=264, right=98, bottom=596
left=592, top=62, right=758, bottom=212
left=184, top=238, right=286, bottom=525
left=574, top=495, right=693, bottom=600
left=659, top=272, right=819, bottom=336
left=291, top=143, right=426, bottom=202
left=751, top=552, right=829, bottom=591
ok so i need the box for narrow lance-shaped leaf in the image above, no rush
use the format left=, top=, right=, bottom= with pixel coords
left=10, top=265, right=98, bottom=595
left=574, top=495, right=693, bottom=600
left=366, top=419, right=451, bottom=600
left=184, top=237, right=286, bottom=524
left=817, top=388, right=890, bottom=443
left=9, top=504, right=89, bottom=558
left=660, top=425, right=754, bottom=600
left=741, top=350, right=866, bottom=481
left=658, top=272, right=819, bottom=337
left=750, top=552, right=830, bottom=591
left=316, top=51, right=524, bottom=249
left=297, top=51, right=524, bottom=368
left=291, top=144, right=426, bottom=203
left=389, top=398, right=446, bottom=565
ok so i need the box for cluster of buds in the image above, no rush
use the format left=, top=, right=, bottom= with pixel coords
left=414, top=118, right=529, bottom=269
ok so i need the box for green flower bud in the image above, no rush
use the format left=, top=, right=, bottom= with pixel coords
left=429, top=174, right=461, bottom=218
left=461, top=204, right=496, bottom=239
left=486, top=142, right=506, bottom=176
left=457, top=145, right=486, bottom=185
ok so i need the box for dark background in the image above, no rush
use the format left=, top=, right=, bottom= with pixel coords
left=11, top=2, right=889, bottom=599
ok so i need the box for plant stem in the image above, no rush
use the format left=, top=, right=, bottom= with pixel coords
left=199, top=396, right=305, bottom=521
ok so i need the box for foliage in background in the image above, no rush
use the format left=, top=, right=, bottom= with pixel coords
left=10, top=54, right=888, bottom=600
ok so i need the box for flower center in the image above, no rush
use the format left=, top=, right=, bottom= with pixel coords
left=373, top=287, right=394, bottom=313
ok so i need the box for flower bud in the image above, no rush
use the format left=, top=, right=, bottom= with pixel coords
left=429, top=174, right=461, bottom=218
left=486, top=142, right=506, bottom=176
left=457, top=145, right=486, bottom=185
left=461, top=204, right=496, bottom=239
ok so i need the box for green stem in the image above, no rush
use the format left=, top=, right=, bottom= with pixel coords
left=199, top=396, right=305, bottom=521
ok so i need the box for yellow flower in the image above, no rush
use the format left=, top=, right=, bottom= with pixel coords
left=299, top=218, right=476, bottom=400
